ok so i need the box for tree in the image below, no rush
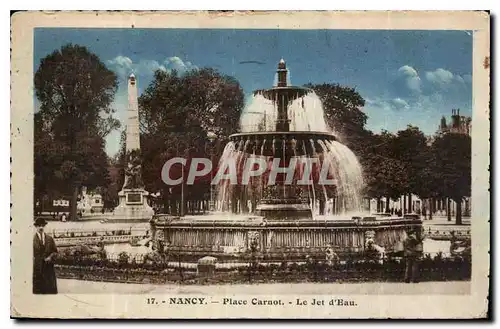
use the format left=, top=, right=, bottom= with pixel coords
left=102, top=154, right=122, bottom=211
left=362, top=131, right=407, bottom=211
left=431, top=133, right=471, bottom=225
left=34, top=44, right=119, bottom=220
left=138, top=68, right=245, bottom=214
left=34, top=113, right=64, bottom=213
left=391, top=126, right=430, bottom=213
left=305, top=83, right=367, bottom=150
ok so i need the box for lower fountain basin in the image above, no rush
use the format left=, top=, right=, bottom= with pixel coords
left=150, top=214, right=422, bottom=261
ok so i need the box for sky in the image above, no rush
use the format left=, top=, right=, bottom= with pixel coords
left=34, top=28, right=473, bottom=156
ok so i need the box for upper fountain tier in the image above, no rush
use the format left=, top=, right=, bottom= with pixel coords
left=230, top=59, right=336, bottom=154
left=253, top=59, right=312, bottom=132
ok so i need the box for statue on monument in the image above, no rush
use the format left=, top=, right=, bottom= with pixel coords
left=123, top=150, right=145, bottom=189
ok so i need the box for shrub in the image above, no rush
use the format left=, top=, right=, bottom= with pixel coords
left=118, top=252, right=130, bottom=267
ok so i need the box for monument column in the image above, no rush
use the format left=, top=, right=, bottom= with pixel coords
left=111, top=74, right=154, bottom=222
left=126, top=73, right=141, bottom=152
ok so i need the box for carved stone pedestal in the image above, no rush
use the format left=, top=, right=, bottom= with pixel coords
left=110, top=188, right=154, bottom=222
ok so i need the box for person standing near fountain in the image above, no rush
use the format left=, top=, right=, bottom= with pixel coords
left=32, top=218, right=58, bottom=294
left=403, top=227, right=424, bottom=283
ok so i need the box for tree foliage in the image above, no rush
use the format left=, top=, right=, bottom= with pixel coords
left=391, top=126, right=430, bottom=197
left=431, top=133, right=471, bottom=200
left=34, top=44, right=119, bottom=218
left=362, top=131, right=408, bottom=201
left=305, top=83, right=367, bottom=148
left=138, top=68, right=245, bottom=214
left=430, top=133, right=471, bottom=224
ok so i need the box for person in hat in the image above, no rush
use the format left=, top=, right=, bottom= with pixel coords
left=403, top=227, right=424, bottom=283
left=33, top=217, right=58, bottom=294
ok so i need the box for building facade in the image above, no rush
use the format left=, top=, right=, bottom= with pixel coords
left=438, top=109, right=472, bottom=136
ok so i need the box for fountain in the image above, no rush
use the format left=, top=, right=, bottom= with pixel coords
left=217, top=58, right=363, bottom=219
left=150, top=60, right=422, bottom=261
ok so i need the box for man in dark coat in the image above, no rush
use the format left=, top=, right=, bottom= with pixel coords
left=33, top=217, right=58, bottom=294
left=403, top=227, right=424, bottom=283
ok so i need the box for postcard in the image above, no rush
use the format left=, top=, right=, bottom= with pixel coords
left=10, top=10, right=490, bottom=319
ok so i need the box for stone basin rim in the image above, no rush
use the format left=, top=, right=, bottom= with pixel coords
left=229, top=131, right=337, bottom=140
left=151, top=217, right=423, bottom=228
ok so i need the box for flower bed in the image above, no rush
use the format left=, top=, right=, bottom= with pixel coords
left=55, top=253, right=471, bottom=285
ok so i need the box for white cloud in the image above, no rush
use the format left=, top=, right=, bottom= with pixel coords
left=398, top=65, right=418, bottom=77
left=106, top=55, right=197, bottom=79
left=391, top=98, right=410, bottom=110
left=106, top=55, right=134, bottom=78
left=425, top=68, right=454, bottom=86
left=397, top=65, right=421, bottom=93
left=163, top=56, right=198, bottom=73
left=424, top=68, right=472, bottom=94
left=107, top=55, right=133, bottom=67
left=392, top=65, right=471, bottom=105
left=136, top=60, right=167, bottom=75
left=365, top=97, right=409, bottom=112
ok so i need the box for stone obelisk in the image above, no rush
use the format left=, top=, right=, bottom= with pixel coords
left=126, top=73, right=141, bottom=151
left=111, top=74, right=154, bottom=222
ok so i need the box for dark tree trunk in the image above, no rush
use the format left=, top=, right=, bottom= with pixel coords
left=447, top=198, right=452, bottom=222
left=455, top=198, right=462, bottom=225
left=182, top=198, right=187, bottom=216
left=171, top=199, right=177, bottom=215
left=403, top=194, right=407, bottom=214
left=429, top=198, right=433, bottom=220
left=70, top=185, right=78, bottom=221
left=241, top=191, right=249, bottom=213
left=376, top=197, right=381, bottom=213
left=162, top=197, right=168, bottom=214
left=231, top=194, right=238, bottom=213
left=408, top=194, right=412, bottom=213
left=319, top=199, right=325, bottom=215
left=385, top=197, right=390, bottom=213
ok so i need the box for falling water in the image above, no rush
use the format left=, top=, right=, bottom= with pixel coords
left=240, top=94, right=277, bottom=132
left=216, top=142, right=237, bottom=212
left=217, top=71, right=365, bottom=217
left=288, top=93, right=328, bottom=132
left=240, top=92, right=329, bottom=133
left=323, top=140, right=364, bottom=213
